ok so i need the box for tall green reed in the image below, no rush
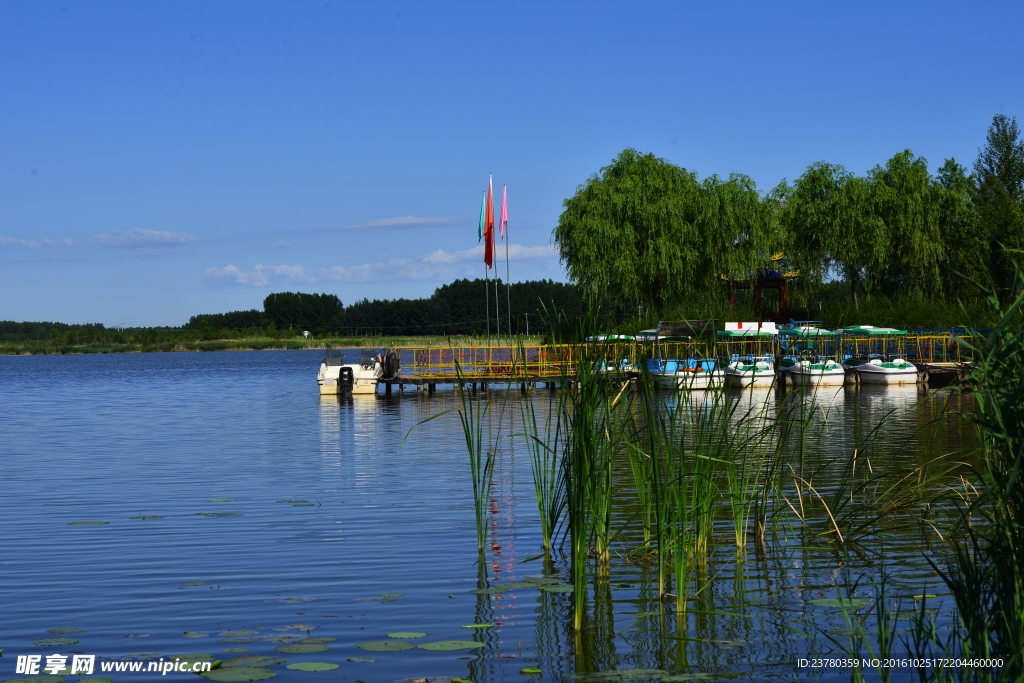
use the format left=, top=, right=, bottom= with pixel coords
left=454, top=360, right=501, bottom=555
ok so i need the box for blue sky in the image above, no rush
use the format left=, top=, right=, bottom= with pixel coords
left=2, top=0, right=1021, bottom=327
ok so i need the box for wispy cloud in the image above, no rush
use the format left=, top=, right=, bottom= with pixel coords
left=119, top=249, right=179, bottom=259
left=0, top=236, right=75, bottom=249
left=274, top=241, right=291, bottom=248
left=92, top=229, right=200, bottom=247
left=337, top=216, right=464, bottom=230
left=201, top=243, right=559, bottom=288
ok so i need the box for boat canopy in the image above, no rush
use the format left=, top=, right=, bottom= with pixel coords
left=842, top=325, right=907, bottom=335
left=656, top=320, right=718, bottom=338
left=716, top=330, right=775, bottom=337
left=780, top=327, right=836, bottom=336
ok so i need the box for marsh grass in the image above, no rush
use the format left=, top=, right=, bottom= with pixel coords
left=444, top=302, right=1012, bottom=678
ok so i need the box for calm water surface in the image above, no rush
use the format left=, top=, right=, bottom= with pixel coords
left=0, top=351, right=977, bottom=683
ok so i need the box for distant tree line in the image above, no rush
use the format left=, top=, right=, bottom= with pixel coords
left=185, top=279, right=586, bottom=336
left=1, top=279, right=586, bottom=344
left=556, top=114, right=1024, bottom=319
left=0, top=321, right=106, bottom=342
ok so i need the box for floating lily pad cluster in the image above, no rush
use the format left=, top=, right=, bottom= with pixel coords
left=470, top=577, right=572, bottom=595
left=360, top=592, right=404, bottom=603
left=354, top=635, right=483, bottom=653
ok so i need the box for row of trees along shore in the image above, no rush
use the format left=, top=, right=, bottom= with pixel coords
left=0, top=279, right=586, bottom=346
left=555, top=115, right=1024, bottom=327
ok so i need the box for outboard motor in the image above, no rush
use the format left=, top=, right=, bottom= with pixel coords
left=339, top=366, right=354, bottom=393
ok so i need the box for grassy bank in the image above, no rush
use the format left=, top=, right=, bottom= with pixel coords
left=0, top=335, right=545, bottom=355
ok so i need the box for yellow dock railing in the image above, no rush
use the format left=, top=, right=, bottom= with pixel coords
left=383, top=333, right=970, bottom=383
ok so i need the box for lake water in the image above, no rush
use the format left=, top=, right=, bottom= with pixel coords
left=0, top=350, right=978, bottom=683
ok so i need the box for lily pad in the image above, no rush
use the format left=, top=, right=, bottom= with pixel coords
left=285, top=663, right=338, bottom=672
left=183, top=582, right=208, bottom=586
left=292, top=504, right=316, bottom=507
left=566, top=669, right=668, bottom=681
left=469, top=587, right=505, bottom=595
left=261, top=636, right=300, bottom=643
left=196, top=513, right=243, bottom=517
left=183, top=632, right=210, bottom=638
left=130, top=516, right=165, bottom=520
left=33, top=638, right=78, bottom=646
left=210, top=499, right=235, bottom=502
left=220, top=631, right=256, bottom=636
left=47, top=628, right=86, bottom=634
left=418, top=641, right=485, bottom=651
left=386, top=632, right=426, bottom=639
left=68, top=521, right=108, bottom=525
left=345, top=657, right=376, bottom=662
left=538, top=585, right=574, bottom=593
left=222, top=638, right=258, bottom=643
left=172, top=654, right=215, bottom=664
left=461, top=624, right=494, bottom=629
left=277, top=500, right=308, bottom=503
left=521, top=668, right=543, bottom=675
left=200, top=667, right=277, bottom=682
left=522, top=577, right=563, bottom=586
left=378, top=593, right=404, bottom=598
left=223, top=649, right=250, bottom=653
left=355, top=641, right=415, bottom=652
left=494, top=582, right=533, bottom=590
left=912, top=594, right=938, bottom=599
left=222, top=656, right=287, bottom=668
left=274, top=644, right=328, bottom=654
left=808, top=598, right=870, bottom=608
left=297, top=637, right=335, bottom=644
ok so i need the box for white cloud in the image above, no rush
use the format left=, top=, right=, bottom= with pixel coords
left=338, top=216, right=464, bottom=230
left=201, top=243, right=559, bottom=288
left=92, top=229, right=200, bottom=247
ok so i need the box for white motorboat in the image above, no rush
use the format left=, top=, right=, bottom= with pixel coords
left=843, top=357, right=919, bottom=384
left=724, top=358, right=775, bottom=387
left=780, top=358, right=846, bottom=385
left=317, top=350, right=383, bottom=395
left=648, top=358, right=725, bottom=389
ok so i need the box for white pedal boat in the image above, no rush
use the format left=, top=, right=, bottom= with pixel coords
left=843, top=358, right=919, bottom=384
left=780, top=358, right=846, bottom=385
left=725, top=359, right=775, bottom=387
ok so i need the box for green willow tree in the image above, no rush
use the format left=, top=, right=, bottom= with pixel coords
left=868, top=150, right=944, bottom=298
left=554, top=149, right=776, bottom=315
left=783, top=162, right=881, bottom=308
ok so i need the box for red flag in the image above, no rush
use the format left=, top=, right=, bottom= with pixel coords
left=483, top=175, right=494, bottom=269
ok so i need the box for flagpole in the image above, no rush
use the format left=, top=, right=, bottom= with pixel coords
left=485, top=265, right=490, bottom=347
left=504, top=219, right=511, bottom=340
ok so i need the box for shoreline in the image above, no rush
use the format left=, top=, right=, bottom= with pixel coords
left=0, top=335, right=545, bottom=355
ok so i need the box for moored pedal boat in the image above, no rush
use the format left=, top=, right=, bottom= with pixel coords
left=648, top=358, right=725, bottom=389
left=780, top=358, right=846, bottom=385
left=725, top=358, right=775, bottom=387
left=843, top=358, right=918, bottom=384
